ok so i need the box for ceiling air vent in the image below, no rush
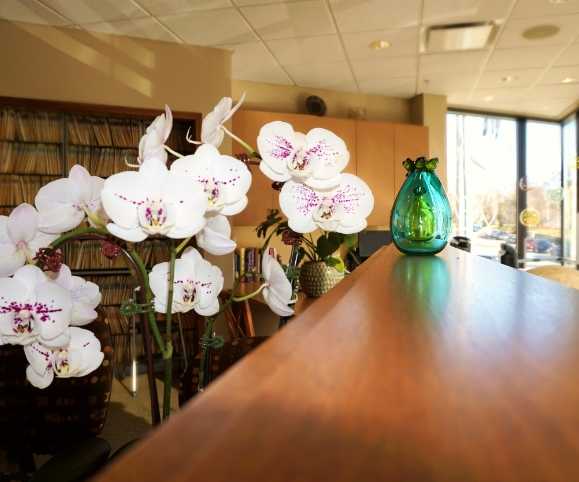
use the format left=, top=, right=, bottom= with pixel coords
left=422, top=22, right=497, bottom=53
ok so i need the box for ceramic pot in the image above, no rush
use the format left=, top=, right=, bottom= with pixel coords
left=299, top=261, right=344, bottom=298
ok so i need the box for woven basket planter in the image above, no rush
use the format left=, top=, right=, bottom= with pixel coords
left=299, top=261, right=344, bottom=298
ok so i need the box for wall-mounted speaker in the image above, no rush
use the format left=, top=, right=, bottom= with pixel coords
left=305, top=95, right=327, bottom=117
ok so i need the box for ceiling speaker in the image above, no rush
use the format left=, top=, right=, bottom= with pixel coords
left=305, top=95, right=327, bottom=117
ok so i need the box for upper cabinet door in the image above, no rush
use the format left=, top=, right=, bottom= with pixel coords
left=393, top=124, right=429, bottom=191
left=231, top=110, right=278, bottom=226
left=356, top=121, right=394, bottom=226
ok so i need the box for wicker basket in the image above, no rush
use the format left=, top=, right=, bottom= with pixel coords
left=299, top=261, right=344, bottom=298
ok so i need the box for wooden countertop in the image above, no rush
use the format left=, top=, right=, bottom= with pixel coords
left=96, top=246, right=579, bottom=482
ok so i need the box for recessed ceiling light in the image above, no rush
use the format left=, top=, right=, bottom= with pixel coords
left=484, top=95, right=495, bottom=102
left=501, top=75, right=517, bottom=83
left=369, top=40, right=390, bottom=50
left=522, top=24, right=560, bottom=40
left=549, top=0, right=569, bottom=4
left=562, top=77, right=577, bottom=83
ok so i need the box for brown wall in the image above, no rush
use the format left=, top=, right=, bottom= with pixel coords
left=0, top=20, right=231, bottom=120
left=232, top=80, right=412, bottom=124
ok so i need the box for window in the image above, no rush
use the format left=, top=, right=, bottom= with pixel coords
left=447, top=111, right=572, bottom=263
left=523, top=121, right=562, bottom=260
left=563, top=115, right=577, bottom=261
left=446, top=112, right=517, bottom=256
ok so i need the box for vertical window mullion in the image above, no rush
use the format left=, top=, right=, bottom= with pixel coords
left=516, top=117, right=527, bottom=266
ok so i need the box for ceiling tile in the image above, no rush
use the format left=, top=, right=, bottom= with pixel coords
left=160, top=8, right=256, bottom=45
left=420, top=51, right=487, bottom=75
left=240, top=1, right=334, bottom=40
left=266, top=35, right=345, bottom=65
left=42, top=0, right=145, bottom=24
left=477, top=68, right=543, bottom=89
left=136, top=0, right=232, bottom=16
left=510, top=0, right=579, bottom=19
left=0, top=0, right=69, bottom=25
left=471, top=87, right=527, bottom=103
left=422, top=0, right=513, bottom=25
left=341, top=27, right=418, bottom=61
left=82, top=16, right=176, bottom=41
left=284, top=61, right=357, bottom=91
left=222, top=42, right=293, bottom=84
left=487, top=45, right=562, bottom=70
left=447, top=91, right=472, bottom=104
left=329, top=0, right=420, bottom=33
left=554, top=43, right=579, bottom=66
left=418, top=73, right=478, bottom=95
left=540, top=66, right=579, bottom=84
left=357, top=76, right=416, bottom=98
left=528, top=83, right=579, bottom=100
left=496, top=14, right=579, bottom=49
left=233, top=0, right=301, bottom=5
left=352, top=57, right=417, bottom=81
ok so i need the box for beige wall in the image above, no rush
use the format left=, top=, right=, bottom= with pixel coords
left=232, top=80, right=412, bottom=123
left=411, top=94, right=448, bottom=186
left=0, top=20, right=231, bottom=120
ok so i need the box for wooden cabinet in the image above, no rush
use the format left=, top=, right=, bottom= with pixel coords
left=393, top=124, right=429, bottom=192
left=232, top=110, right=429, bottom=228
left=356, top=122, right=395, bottom=226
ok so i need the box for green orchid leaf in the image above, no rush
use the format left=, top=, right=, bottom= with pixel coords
left=326, top=256, right=346, bottom=273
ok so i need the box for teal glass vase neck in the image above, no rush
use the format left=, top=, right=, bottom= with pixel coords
left=390, top=165, right=451, bottom=255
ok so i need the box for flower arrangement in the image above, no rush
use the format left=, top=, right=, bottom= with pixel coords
left=0, top=95, right=374, bottom=420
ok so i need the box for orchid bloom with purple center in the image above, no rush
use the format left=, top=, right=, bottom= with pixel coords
left=149, top=247, right=223, bottom=316
left=258, top=121, right=350, bottom=190
left=0, top=204, right=57, bottom=277
left=100, top=156, right=208, bottom=242
left=34, top=164, right=106, bottom=234
left=24, top=326, right=104, bottom=389
left=279, top=173, right=374, bottom=234
left=0, top=265, right=72, bottom=347
left=170, top=144, right=251, bottom=216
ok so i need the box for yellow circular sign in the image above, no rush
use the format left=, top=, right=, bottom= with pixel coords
left=520, top=208, right=541, bottom=227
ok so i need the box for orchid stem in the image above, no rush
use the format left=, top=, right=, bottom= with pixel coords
left=221, top=125, right=258, bottom=157
left=198, top=316, right=217, bottom=392
left=176, top=236, right=192, bottom=255
left=162, top=241, right=177, bottom=419
left=49, top=226, right=109, bottom=250
left=164, top=144, right=184, bottom=158
left=127, top=248, right=166, bottom=355
left=231, top=283, right=267, bottom=303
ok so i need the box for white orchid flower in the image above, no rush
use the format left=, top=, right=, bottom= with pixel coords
left=101, top=158, right=208, bottom=242
left=24, top=326, right=104, bottom=389
left=149, top=247, right=223, bottom=316
left=170, top=144, right=251, bottom=216
left=0, top=265, right=71, bottom=347
left=54, top=265, right=101, bottom=326
left=258, top=121, right=349, bottom=190
left=196, top=214, right=236, bottom=256
left=279, top=173, right=374, bottom=234
left=0, top=204, right=57, bottom=277
left=138, top=104, right=173, bottom=165
left=35, top=164, right=105, bottom=233
left=190, top=93, right=246, bottom=148
left=261, top=252, right=294, bottom=317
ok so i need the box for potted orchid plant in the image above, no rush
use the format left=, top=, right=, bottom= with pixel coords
left=253, top=121, right=374, bottom=297
left=0, top=93, right=374, bottom=423
left=0, top=98, right=294, bottom=422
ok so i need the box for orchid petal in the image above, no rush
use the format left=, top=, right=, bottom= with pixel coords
left=106, top=224, right=148, bottom=242
left=13, top=265, right=46, bottom=294
left=303, top=128, right=349, bottom=185
left=196, top=215, right=236, bottom=256
left=101, top=171, right=148, bottom=228
left=26, top=362, right=54, bottom=389
left=257, top=121, right=297, bottom=179
left=279, top=181, right=319, bottom=234
left=33, top=281, right=72, bottom=344
left=7, top=204, right=38, bottom=243
left=0, top=249, right=26, bottom=277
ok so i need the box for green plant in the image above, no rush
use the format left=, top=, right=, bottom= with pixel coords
left=256, top=209, right=358, bottom=273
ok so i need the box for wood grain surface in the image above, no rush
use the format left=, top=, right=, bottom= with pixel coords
left=95, top=246, right=579, bottom=482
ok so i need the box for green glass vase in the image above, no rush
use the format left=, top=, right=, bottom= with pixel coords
left=390, top=157, right=451, bottom=255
